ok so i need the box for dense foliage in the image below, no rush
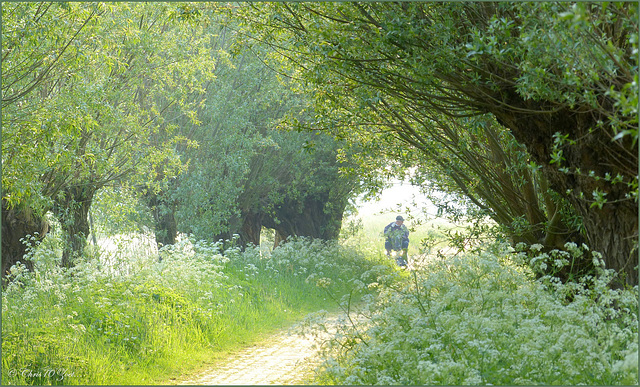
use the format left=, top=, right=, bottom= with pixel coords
left=1, top=233, right=391, bottom=385
left=1, top=2, right=363, bottom=276
left=2, top=2, right=216, bottom=271
left=235, top=1, right=638, bottom=286
left=309, top=243, right=638, bottom=385
left=5, top=2, right=635, bottom=285
left=2, top=3, right=638, bottom=386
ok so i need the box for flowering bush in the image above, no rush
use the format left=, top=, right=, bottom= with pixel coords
left=231, top=236, right=395, bottom=300
left=1, top=233, right=385, bottom=385
left=315, top=242, right=638, bottom=385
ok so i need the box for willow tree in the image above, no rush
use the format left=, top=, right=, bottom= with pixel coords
left=1, top=2, right=216, bottom=271
left=157, top=25, right=291, bottom=247
left=234, top=129, right=359, bottom=248
left=237, top=2, right=638, bottom=286
left=160, top=24, right=360, bottom=248
left=2, top=2, right=102, bottom=274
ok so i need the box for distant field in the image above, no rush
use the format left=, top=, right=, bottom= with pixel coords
left=343, top=183, right=462, bottom=257
left=343, top=211, right=460, bottom=257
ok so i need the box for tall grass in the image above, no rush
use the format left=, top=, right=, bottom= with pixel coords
left=310, top=241, right=639, bottom=385
left=1, top=233, right=393, bottom=385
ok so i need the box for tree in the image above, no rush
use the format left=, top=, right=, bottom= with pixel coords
left=238, top=129, right=360, bottom=248
left=237, top=2, right=638, bottom=286
left=2, top=2, right=103, bottom=275
left=47, top=2, right=216, bottom=267
left=158, top=24, right=361, bottom=248
left=2, top=2, right=215, bottom=271
left=155, top=23, right=290, bottom=247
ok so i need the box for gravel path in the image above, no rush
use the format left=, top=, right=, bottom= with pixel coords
left=177, top=313, right=342, bottom=385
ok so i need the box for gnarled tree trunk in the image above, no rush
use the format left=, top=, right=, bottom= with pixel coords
left=1, top=200, right=49, bottom=282
left=53, top=185, right=96, bottom=268
left=263, top=192, right=348, bottom=243
left=239, top=211, right=262, bottom=247
left=492, top=104, right=638, bottom=287
left=212, top=211, right=262, bottom=251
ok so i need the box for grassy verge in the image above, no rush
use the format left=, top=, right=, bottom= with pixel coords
left=1, top=235, right=394, bottom=385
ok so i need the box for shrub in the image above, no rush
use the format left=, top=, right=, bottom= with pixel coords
left=2, top=233, right=386, bottom=385
left=315, top=242, right=639, bottom=385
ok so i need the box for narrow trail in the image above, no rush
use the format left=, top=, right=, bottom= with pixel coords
left=171, top=254, right=443, bottom=386
left=176, top=313, right=343, bottom=385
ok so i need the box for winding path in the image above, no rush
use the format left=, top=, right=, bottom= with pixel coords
left=175, top=253, right=444, bottom=385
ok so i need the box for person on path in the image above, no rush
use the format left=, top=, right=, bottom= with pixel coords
left=384, top=215, right=409, bottom=267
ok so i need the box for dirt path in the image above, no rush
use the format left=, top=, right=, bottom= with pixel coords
left=176, top=313, right=343, bottom=385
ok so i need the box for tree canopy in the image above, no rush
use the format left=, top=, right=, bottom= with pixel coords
left=2, top=2, right=637, bottom=287
left=234, top=1, right=638, bottom=286
left=1, top=2, right=364, bottom=277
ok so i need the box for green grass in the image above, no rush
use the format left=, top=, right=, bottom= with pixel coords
left=341, top=209, right=462, bottom=258
left=1, top=234, right=394, bottom=385
left=8, top=210, right=632, bottom=386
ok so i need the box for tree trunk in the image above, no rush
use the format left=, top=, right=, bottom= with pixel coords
left=492, top=104, right=638, bottom=287
left=53, top=185, right=96, bottom=268
left=212, top=211, right=262, bottom=250
left=1, top=200, right=49, bottom=282
left=274, top=229, right=287, bottom=248
left=576, top=198, right=638, bottom=287
left=147, top=192, right=177, bottom=251
left=263, top=193, right=347, bottom=242
left=240, top=211, right=262, bottom=247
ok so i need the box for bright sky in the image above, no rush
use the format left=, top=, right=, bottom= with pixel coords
left=355, top=181, right=438, bottom=219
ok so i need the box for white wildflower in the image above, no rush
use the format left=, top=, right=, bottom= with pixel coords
left=530, top=243, right=544, bottom=252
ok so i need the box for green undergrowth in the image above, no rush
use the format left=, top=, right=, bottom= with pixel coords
left=2, top=235, right=394, bottom=385
left=310, top=242, right=639, bottom=385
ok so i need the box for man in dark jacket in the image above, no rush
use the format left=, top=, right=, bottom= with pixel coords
left=384, top=215, right=409, bottom=267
